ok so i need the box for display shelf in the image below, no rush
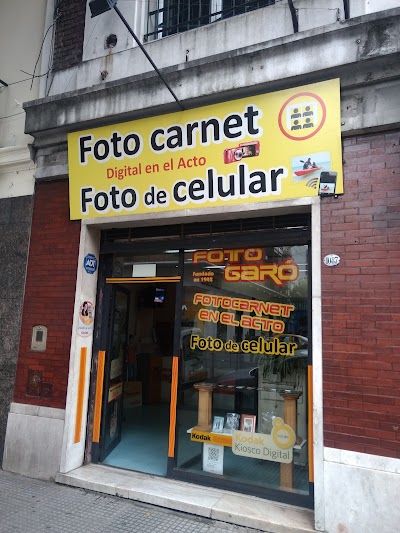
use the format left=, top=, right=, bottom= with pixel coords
left=187, top=427, right=232, bottom=447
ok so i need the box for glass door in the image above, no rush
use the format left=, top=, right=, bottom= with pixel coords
left=99, top=286, right=130, bottom=461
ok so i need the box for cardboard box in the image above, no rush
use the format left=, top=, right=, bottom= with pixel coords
left=124, top=381, right=142, bottom=394
left=123, top=381, right=142, bottom=408
left=138, top=342, right=160, bottom=354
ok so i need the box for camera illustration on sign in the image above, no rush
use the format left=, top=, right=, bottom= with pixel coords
left=223, top=141, right=260, bottom=164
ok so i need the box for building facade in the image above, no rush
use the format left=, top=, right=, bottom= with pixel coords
left=3, top=1, right=400, bottom=532
left=0, top=0, right=49, bottom=462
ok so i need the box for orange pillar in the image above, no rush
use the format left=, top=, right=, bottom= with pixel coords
left=193, top=383, right=216, bottom=431
left=279, top=391, right=302, bottom=489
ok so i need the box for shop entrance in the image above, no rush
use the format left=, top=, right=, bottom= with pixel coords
left=90, top=215, right=313, bottom=507
left=98, top=279, right=177, bottom=476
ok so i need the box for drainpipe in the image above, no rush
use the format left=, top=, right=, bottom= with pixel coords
left=343, top=0, right=350, bottom=19
left=287, top=0, right=299, bottom=33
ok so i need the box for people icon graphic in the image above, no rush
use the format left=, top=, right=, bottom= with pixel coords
left=286, top=101, right=318, bottom=132
left=303, top=117, right=314, bottom=128
left=290, top=107, right=302, bottom=119
left=280, top=93, right=325, bottom=140
left=303, top=105, right=314, bottom=117
left=291, top=120, right=302, bottom=131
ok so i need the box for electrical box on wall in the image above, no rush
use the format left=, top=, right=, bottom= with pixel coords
left=31, top=325, right=47, bottom=352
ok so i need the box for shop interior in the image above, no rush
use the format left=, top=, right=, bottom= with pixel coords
left=98, top=244, right=310, bottom=498
left=101, top=281, right=176, bottom=476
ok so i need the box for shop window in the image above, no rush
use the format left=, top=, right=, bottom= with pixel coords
left=176, top=244, right=310, bottom=495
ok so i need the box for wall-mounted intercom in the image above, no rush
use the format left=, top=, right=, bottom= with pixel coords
left=31, top=325, right=48, bottom=352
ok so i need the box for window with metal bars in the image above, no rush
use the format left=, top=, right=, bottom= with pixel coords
left=145, top=0, right=275, bottom=41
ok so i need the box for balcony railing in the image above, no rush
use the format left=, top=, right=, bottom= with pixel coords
left=145, top=0, right=275, bottom=41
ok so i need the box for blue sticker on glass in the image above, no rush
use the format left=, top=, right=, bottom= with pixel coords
left=84, top=253, right=98, bottom=274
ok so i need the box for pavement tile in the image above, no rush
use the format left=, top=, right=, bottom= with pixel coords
left=0, top=470, right=267, bottom=533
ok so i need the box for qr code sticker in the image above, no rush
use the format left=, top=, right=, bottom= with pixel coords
left=208, top=447, right=220, bottom=462
left=203, top=443, right=223, bottom=474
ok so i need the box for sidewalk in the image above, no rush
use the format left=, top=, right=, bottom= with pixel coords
left=0, top=469, right=266, bottom=533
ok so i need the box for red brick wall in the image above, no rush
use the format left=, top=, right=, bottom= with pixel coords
left=13, top=181, right=81, bottom=409
left=53, top=0, right=86, bottom=71
left=322, top=130, right=400, bottom=459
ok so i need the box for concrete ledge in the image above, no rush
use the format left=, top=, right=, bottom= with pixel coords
left=56, top=464, right=315, bottom=533
left=23, top=8, right=400, bottom=137
left=3, top=408, right=64, bottom=480
left=9, top=402, right=65, bottom=420
left=324, top=447, right=400, bottom=474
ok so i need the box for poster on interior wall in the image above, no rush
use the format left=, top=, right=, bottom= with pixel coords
left=68, top=79, right=343, bottom=220
left=77, top=300, right=94, bottom=337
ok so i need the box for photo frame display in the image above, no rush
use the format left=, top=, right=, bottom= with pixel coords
left=223, top=412, right=240, bottom=434
left=212, top=416, right=225, bottom=433
left=240, top=414, right=257, bottom=433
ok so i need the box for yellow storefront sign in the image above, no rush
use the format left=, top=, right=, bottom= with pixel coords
left=190, top=429, right=232, bottom=447
left=68, top=79, right=343, bottom=220
left=232, top=419, right=296, bottom=463
left=190, top=417, right=296, bottom=463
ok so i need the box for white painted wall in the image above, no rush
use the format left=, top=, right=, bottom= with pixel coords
left=323, top=448, right=400, bottom=533
left=0, top=146, right=35, bottom=198
left=49, top=2, right=293, bottom=95
left=83, top=0, right=147, bottom=62
left=59, top=225, right=101, bottom=473
left=47, top=0, right=347, bottom=96
left=311, top=202, right=325, bottom=532
left=0, top=0, right=47, bottom=149
left=344, top=0, right=400, bottom=17
left=295, top=0, right=341, bottom=30
left=82, top=0, right=400, bottom=66
left=48, top=0, right=400, bottom=98
left=0, top=0, right=47, bottom=198
left=366, top=0, right=400, bottom=14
